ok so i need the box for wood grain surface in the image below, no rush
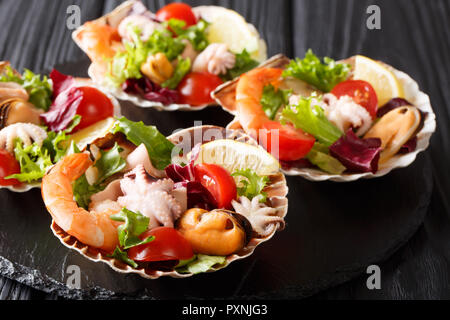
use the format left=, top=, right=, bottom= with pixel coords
left=0, top=0, right=449, bottom=299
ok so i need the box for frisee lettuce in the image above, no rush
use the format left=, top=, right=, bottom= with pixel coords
left=282, top=49, right=350, bottom=92
left=232, top=168, right=269, bottom=203
left=0, top=66, right=53, bottom=111
left=165, top=18, right=210, bottom=51
left=7, top=116, right=81, bottom=183
left=260, top=84, right=292, bottom=120
left=107, top=26, right=185, bottom=87
left=281, top=96, right=343, bottom=147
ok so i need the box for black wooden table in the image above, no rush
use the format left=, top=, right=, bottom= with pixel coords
left=0, top=0, right=449, bottom=300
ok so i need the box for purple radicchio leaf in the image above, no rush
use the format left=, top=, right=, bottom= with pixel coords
left=165, top=144, right=215, bottom=209
left=122, top=77, right=179, bottom=105
left=40, top=86, right=83, bottom=132
left=329, top=129, right=382, bottom=174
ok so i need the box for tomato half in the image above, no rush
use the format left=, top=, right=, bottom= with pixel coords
left=156, top=3, right=197, bottom=27
left=73, top=86, right=114, bottom=132
left=261, top=121, right=315, bottom=161
left=194, top=163, right=237, bottom=209
left=331, top=80, right=378, bottom=119
left=177, top=72, right=224, bottom=106
left=128, top=227, right=194, bottom=262
left=0, top=150, right=21, bottom=186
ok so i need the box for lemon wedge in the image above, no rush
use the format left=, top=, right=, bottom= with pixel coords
left=193, top=6, right=267, bottom=62
left=68, top=117, right=117, bottom=151
left=191, top=139, right=280, bottom=176
left=353, top=55, right=404, bottom=107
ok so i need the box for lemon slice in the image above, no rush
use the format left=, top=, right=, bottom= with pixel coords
left=353, top=55, right=404, bottom=107
left=191, top=139, right=280, bottom=176
left=68, top=117, right=117, bottom=151
left=193, top=6, right=266, bottom=62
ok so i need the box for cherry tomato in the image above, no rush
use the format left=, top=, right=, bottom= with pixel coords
left=331, top=80, right=378, bottom=119
left=194, top=163, right=237, bottom=209
left=73, top=86, right=114, bottom=132
left=156, top=3, right=197, bottom=28
left=128, top=227, right=194, bottom=262
left=261, top=121, right=315, bottom=161
left=0, top=150, right=21, bottom=186
left=177, top=72, right=224, bottom=106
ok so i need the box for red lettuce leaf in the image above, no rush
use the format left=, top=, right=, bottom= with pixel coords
left=50, top=69, right=75, bottom=99
left=165, top=144, right=215, bottom=209
left=40, top=86, right=83, bottom=132
left=122, top=77, right=179, bottom=105
left=329, top=129, right=382, bottom=174
left=399, top=136, right=417, bottom=154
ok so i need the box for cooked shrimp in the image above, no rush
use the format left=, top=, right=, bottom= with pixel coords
left=76, top=22, right=123, bottom=76
left=41, top=153, right=121, bottom=252
left=235, top=67, right=283, bottom=136
left=235, top=67, right=316, bottom=161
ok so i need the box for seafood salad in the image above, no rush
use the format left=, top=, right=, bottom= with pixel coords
left=213, top=50, right=435, bottom=181
left=41, top=119, right=287, bottom=277
left=0, top=62, right=120, bottom=191
left=73, top=0, right=267, bottom=109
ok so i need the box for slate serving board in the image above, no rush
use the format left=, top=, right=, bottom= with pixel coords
left=0, top=58, right=433, bottom=299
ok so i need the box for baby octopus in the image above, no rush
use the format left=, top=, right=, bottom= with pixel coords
left=117, top=165, right=183, bottom=229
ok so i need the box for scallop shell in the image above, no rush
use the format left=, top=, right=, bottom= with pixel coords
left=0, top=78, right=122, bottom=193
left=50, top=125, right=288, bottom=279
left=212, top=54, right=436, bottom=182
left=72, top=0, right=268, bottom=111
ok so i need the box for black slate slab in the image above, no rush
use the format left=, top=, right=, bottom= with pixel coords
left=0, top=58, right=433, bottom=300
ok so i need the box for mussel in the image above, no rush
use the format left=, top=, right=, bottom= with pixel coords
left=176, top=208, right=253, bottom=256
left=364, top=106, right=421, bottom=163
left=0, top=98, right=42, bottom=129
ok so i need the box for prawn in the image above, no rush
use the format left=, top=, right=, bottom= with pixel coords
left=235, top=67, right=283, bottom=136
left=76, top=22, right=123, bottom=77
left=235, top=67, right=315, bottom=161
left=41, top=153, right=121, bottom=252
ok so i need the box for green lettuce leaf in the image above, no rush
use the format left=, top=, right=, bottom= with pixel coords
left=176, top=254, right=226, bottom=274
left=232, top=168, right=269, bottom=202
left=7, top=140, right=53, bottom=183
left=108, top=247, right=138, bottom=268
left=7, top=117, right=80, bottom=183
left=73, top=140, right=126, bottom=209
left=94, top=142, right=127, bottom=183
left=260, top=84, right=292, bottom=120
left=106, top=26, right=185, bottom=87
left=306, top=143, right=346, bottom=174
left=282, top=49, right=350, bottom=92
left=110, top=208, right=155, bottom=250
left=161, top=57, right=191, bottom=89
left=281, top=96, right=343, bottom=147
left=165, top=18, right=210, bottom=51
left=112, top=117, right=175, bottom=170
left=221, top=49, right=259, bottom=81
left=72, top=174, right=105, bottom=210
left=0, top=66, right=52, bottom=111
